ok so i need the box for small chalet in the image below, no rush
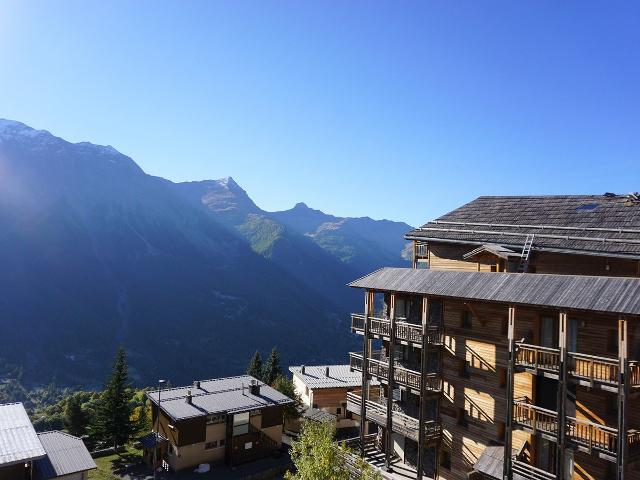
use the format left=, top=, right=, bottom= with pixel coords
left=145, top=375, right=293, bottom=471
left=289, top=364, right=379, bottom=436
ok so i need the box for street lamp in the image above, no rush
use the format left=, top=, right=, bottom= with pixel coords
left=154, top=379, right=166, bottom=480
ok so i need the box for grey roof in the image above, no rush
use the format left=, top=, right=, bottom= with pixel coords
left=348, top=268, right=640, bottom=316
left=289, top=365, right=379, bottom=389
left=34, top=431, right=96, bottom=480
left=472, top=446, right=526, bottom=480
left=406, top=195, right=640, bottom=259
left=138, top=432, right=168, bottom=449
left=462, top=244, right=520, bottom=260
left=147, top=375, right=293, bottom=421
left=302, top=406, right=336, bottom=423
left=0, top=402, right=46, bottom=467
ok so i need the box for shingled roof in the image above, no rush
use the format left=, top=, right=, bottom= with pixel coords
left=348, top=268, right=640, bottom=316
left=405, top=194, right=640, bottom=259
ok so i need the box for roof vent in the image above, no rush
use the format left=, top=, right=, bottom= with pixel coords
left=301, top=365, right=306, bottom=374
left=325, top=366, right=330, bottom=377
left=186, top=389, right=192, bottom=404
left=193, top=380, right=201, bottom=389
left=249, top=379, right=261, bottom=396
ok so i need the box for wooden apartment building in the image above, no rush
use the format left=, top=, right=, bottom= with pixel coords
left=347, top=194, right=640, bottom=480
left=145, top=375, right=293, bottom=471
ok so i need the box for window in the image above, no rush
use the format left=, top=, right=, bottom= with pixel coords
left=457, top=408, right=468, bottom=428
left=606, top=395, right=618, bottom=415
left=233, top=412, right=250, bottom=436
left=498, top=368, right=507, bottom=388
left=459, top=359, right=470, bottom=379
left=501, top=318, right=508, bottom=336
left=336, top=407, right=342, bottom=415
left=204, top=441, right=218, bottom=450
left=461, top=310, right=473, bottom=329
left=607, top=330, right=618, bottom=354
left=206, top=414, right=225, bottom=425
left=440, top=450, right=452, bottom=470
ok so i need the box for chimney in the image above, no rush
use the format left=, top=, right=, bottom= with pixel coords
left=186, top=389, right=192, bottom=404
left=301, top=365, right=306, bottom=375
left=325, top=366, right=330, bottom=377
left=249, top=379, right=261, bottom=396
left=194, top=380, right=201, bottom=389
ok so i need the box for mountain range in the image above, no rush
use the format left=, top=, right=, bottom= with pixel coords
left=0, top=119, right=411, bottom=388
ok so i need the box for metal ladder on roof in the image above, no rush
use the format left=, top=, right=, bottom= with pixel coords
left=517, top=234, right=535, bottom=273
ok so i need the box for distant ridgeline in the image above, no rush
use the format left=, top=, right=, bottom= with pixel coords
left=0, top=119, right=411, bottom=388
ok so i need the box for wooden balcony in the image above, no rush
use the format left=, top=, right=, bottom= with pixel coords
left=346, top=392, right=441, bottom=444
left=511, top=460, right=556, bottom=480
left=515, top=343, right=560, bottom=377
left=350, top=314, right=443, bottom=347
left=349, top=352, right=442, bottom=393
left=414, top=242, right=428, bottom=258
left=513, top=397, right=638, bottom=461
left=515, top=343, right=640, bottom=392
left=513, top=397, right=559, bottom=440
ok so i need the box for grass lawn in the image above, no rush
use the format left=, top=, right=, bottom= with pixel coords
left=89, top=446, right=144, bottom=480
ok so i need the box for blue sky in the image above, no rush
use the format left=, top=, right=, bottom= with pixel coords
left=1, top=1, right=638, bottom=226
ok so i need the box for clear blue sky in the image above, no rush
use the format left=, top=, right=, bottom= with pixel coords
left=1, top=1, right=638, bottom=226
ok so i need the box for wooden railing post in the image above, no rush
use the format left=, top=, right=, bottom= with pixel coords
left=417, top=296, right=430, bottom=480
left=504, top=305, right=516, bottom=480
left=617, top=317, right=629, bottom=480
left=556, top=311, right=568, bottom=480
left=360, top=290, right=373, bottom=456
left=385, top=293, right=396, bottom=471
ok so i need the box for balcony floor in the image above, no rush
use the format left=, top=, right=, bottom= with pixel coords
left=357, top=445, right=429, bottom=480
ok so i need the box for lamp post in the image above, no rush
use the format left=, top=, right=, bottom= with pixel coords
left=154, top=379, right=166, bottom=480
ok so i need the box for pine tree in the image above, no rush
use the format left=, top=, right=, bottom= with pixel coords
left=95, top=348, right=135, bottom=448
left=64, top=394, right=87, bottom=437
left=272, top=375, right=302, bottom=422
left=246, top=351, right=263, bottom=380
left=262, top=347, right=282, bottom=385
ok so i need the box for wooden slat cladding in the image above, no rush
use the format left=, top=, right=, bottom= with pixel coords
left=440, top=299, right=535, bottom=479
left=425, top=241, right=640, bottom=277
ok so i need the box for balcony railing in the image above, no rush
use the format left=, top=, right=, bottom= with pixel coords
left=414, top=243, right=428, bottom=258
left=515, top=344, right=640, bottom=391
left=349, top=352, right=442, bottom=393
left=513, top=397, right=637, bottom=458
left=511, top=460, right=556, bottom=480
left=350, top=314, right=443, bottom=346
left=346, top=392, right=440, bottom=443
left=513, top=397, right=559, bottom=438
left=515, top=343, right=560, bottom=375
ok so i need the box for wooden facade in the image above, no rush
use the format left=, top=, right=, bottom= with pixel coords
left=347, top=234, right=640, bottom=480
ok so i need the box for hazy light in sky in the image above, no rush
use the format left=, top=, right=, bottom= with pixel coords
left=0, top=1, right=638, bottom=226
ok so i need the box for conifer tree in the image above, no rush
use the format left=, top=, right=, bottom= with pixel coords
left=64, top=393, right=87, bottom=437
left=95, top=348, right=134, bottom=448
left=246, top=351, right=263, bottom=380
left=262, top=347, right=282, bottom=385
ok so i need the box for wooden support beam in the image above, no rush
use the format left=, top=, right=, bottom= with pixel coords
left=385, top=293, right=396, bottom=471
left=417, top=296, right=430, bottom=480
left=556, top=311, right=568, bottom=480
left=503, top=305, right=516, bottom=480
left=617, top=317, right=629, bottom=480
left=360, top=290, right=373, bottom=456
